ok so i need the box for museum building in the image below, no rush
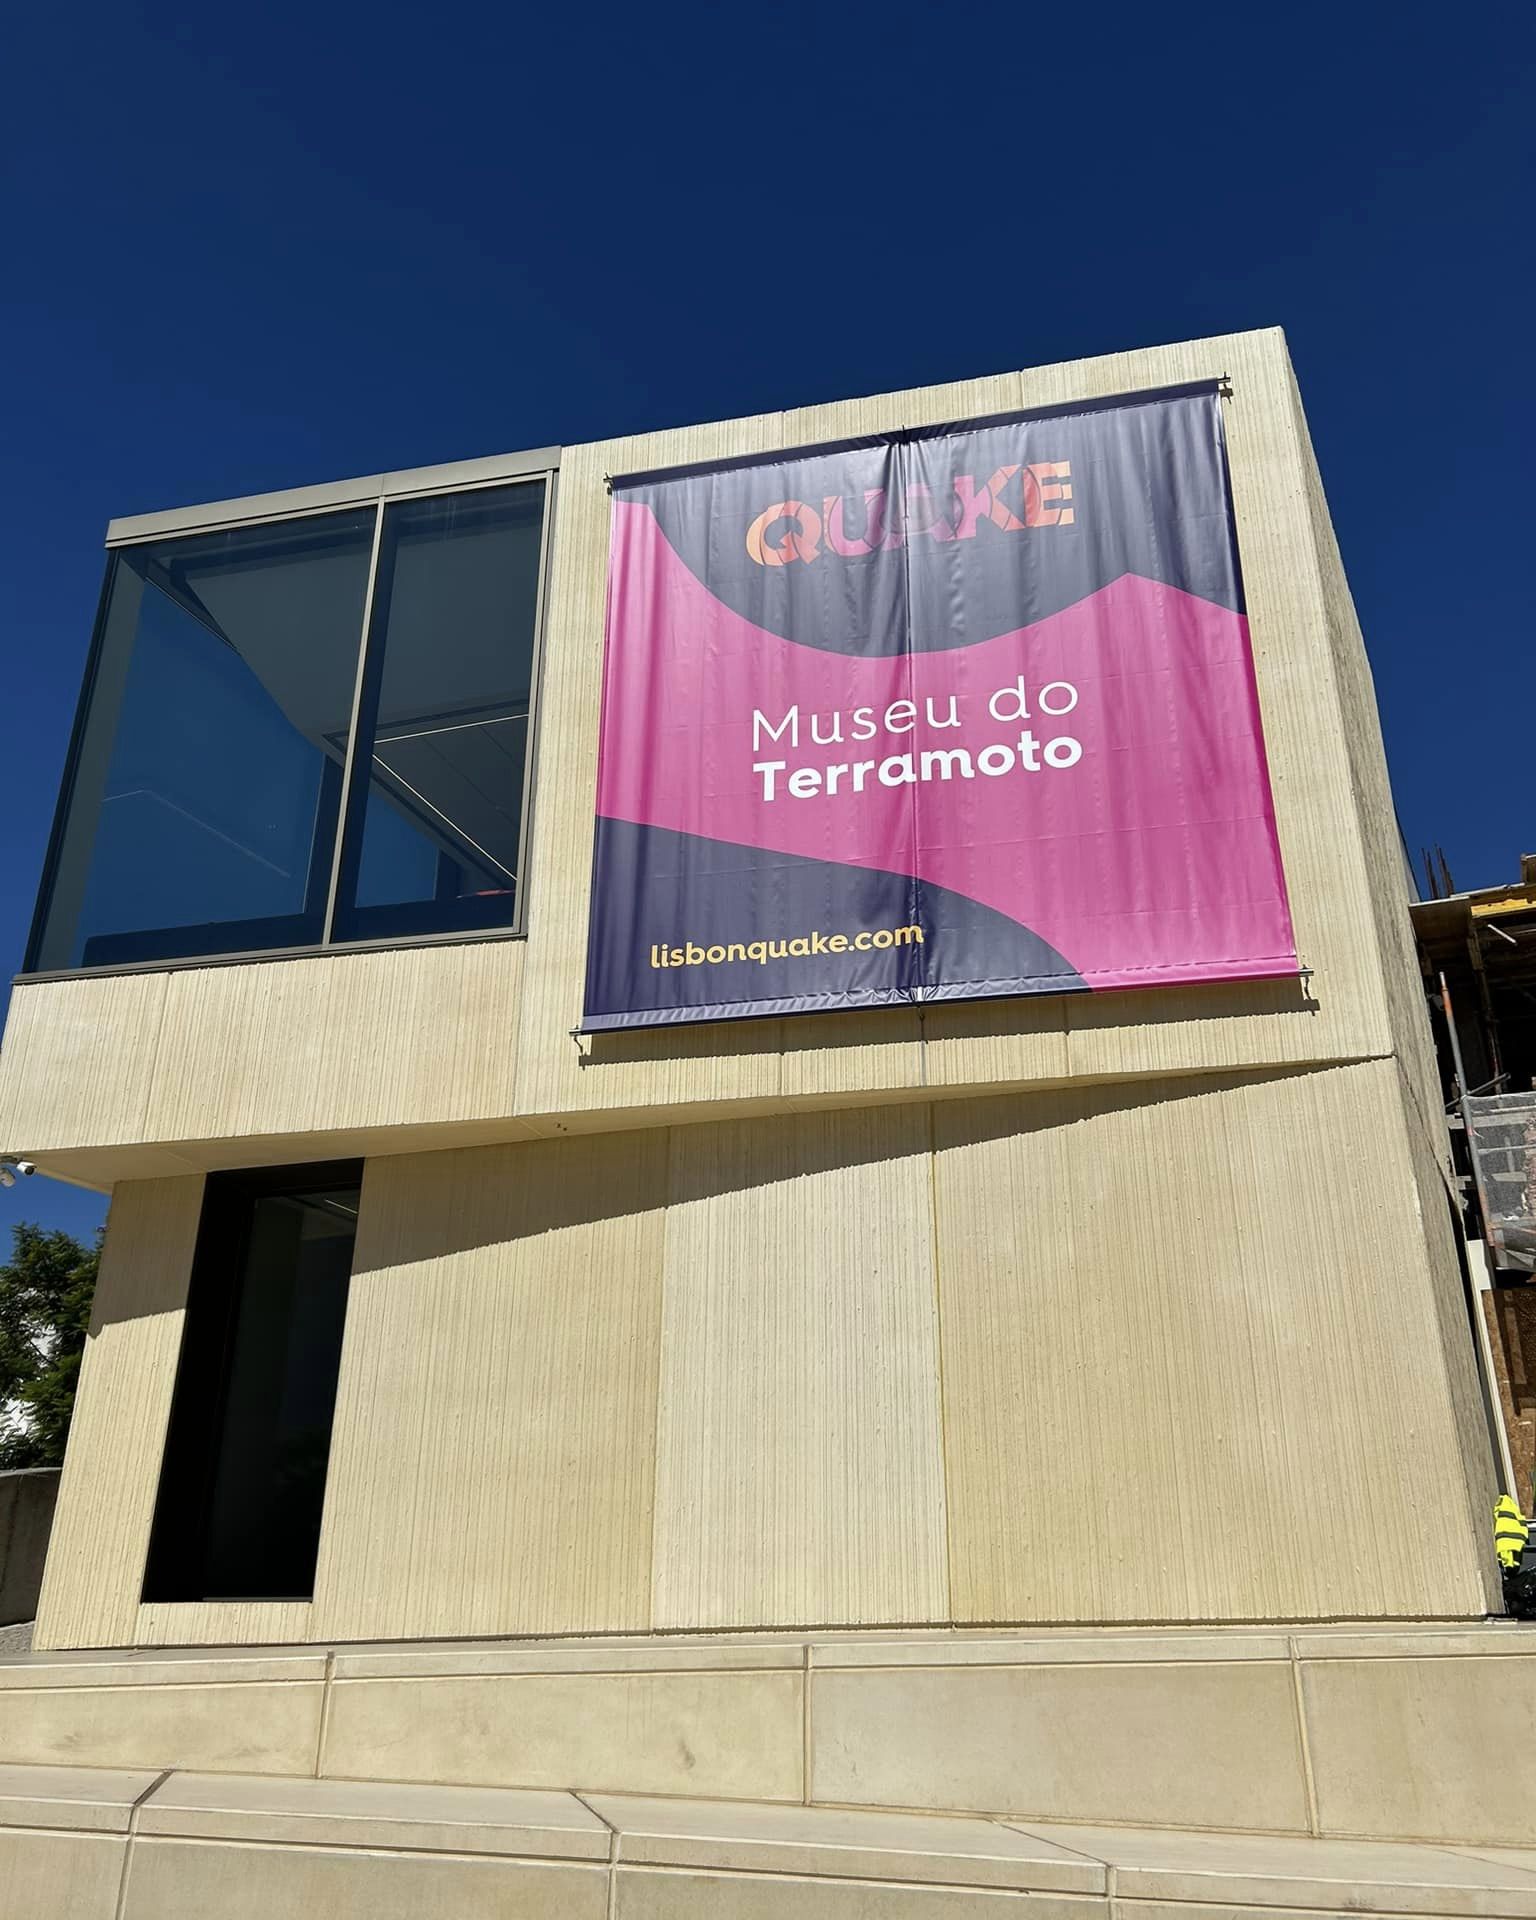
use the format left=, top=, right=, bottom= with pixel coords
left=0, top=328, right=1530, bottom=1920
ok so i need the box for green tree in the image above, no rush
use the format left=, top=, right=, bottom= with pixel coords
left=0, top=1224, right=99, bottom=1469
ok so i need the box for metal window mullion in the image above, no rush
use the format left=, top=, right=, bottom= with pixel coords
left=321, top=498, right=388, bottom=945
left=511, top=470, right=558, bottom=936
left=23, top=554, right=122, bottom=972
left=105, top=464, right=555, bottom=550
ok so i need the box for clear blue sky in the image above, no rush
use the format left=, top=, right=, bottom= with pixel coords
left=2, top=1, right=1531, bottom=1241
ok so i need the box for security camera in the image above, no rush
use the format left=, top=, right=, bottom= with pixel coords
left=12, top=1162, right=34, bottom=1178
left=0, top=1158, right=35, bottom=1188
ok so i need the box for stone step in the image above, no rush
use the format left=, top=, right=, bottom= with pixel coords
left=4, top=1762, right=1536, bottom=1918
left=8, top=1618, right=1536, bottom=1845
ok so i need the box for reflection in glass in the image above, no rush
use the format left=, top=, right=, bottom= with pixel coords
left=33, top=511, right=375, bottom=969
left=332, top=483, right=545, bottom=943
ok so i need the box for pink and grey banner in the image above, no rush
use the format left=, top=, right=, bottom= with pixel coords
left=583, top=385, right=1295, bottom=1030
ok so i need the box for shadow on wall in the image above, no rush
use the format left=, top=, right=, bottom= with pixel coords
left=0, top=1469, right=59, bottom=1625
left=74, top=976, right=1332, bottom=1336
left=578, top=971, right=1320, bottom=1070
left=339, top=1055, right=1340, bottom=1273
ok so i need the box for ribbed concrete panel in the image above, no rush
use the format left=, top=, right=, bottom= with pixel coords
left=652, top=1107, right=949, bottom=1629
left=1396, top=1077, right=1502, bottom=1607
left=778, top=370, right=1023, bottom=449
left=1287, top=368, right=1450, bottom=1161
left=511, top=415, right=790, bottom=1128
left=0, top=939, right=535, bottom=1179
left=134, top=1602, right=313, bottom=1648
left=0, top=969, right=168, bottom=1151
left=34, top=1176, right=204, bottom=1652
left=309, top=1134, right=667, bottom=1642
left=4, top=331, right=1496, bottom=1656
left=934, top=1061, right=1492, bottom=1624
left=921, top=993, right=1071, bottom=1096
left=0, top=330, right=1414, bottom=1171
left=145, top=939, right=528, bottom=1142
left=779, top=1008, right=926, bottom=1106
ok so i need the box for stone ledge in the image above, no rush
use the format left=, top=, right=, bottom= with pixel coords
left=809, top=1657, right=1314, bottom=1831
left=0, top=1675, right=323, bottom=1775
left=610, top=1868, right=1100, bottom=1918
left=322, top=1665, right=806, bottom=1800
left=0, top=1761, right=159, bottom=1833
left=0, top=1624, right=1533, bottom=1844
left=0, top=1647, right=325, bottom=1689
left=136, top=1770, right=610, bottom=1859
left=584, top=1794, right=1103, bottom=1892
left=809, top=1629, right=1313, bottom=1667
left=120, top=1836, right=607, bottom=1920
left=6, top=1769, right=1536, bottom=1920
left=16, top=1619, right=1532, bottom=1685
left=1008, top=1823, right=1536, bottom=1916
left=332, top=1639, right=804, bottom=1677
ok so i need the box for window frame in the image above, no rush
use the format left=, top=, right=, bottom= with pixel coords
left=22, top=450, right=559, bottom=979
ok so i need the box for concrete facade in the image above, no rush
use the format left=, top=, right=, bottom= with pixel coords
left=0, top=329, right=1527, bottom=1907
left=28, top=1059, right=1503, bottom=1652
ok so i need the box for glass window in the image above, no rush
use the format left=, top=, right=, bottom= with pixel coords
left=29, top=468, right=552, bottom=974
left=143, top=1165, right=362, bottom=1602
left=32, top=512, right=376, bottom=970
left=330, top=482, right=546, bottom=944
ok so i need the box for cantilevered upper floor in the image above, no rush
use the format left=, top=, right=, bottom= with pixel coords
left=0, top=329, right=1443, bottom=1185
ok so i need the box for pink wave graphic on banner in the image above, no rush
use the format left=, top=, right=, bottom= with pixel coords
left=597, top=502, right=1294, bottom=988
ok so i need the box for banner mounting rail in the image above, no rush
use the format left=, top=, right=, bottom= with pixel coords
left=606, top=379, right=1227, bottom=494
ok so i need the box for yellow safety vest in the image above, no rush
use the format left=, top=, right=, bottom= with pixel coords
left=1494, top=1495, right=1529, bottom=1571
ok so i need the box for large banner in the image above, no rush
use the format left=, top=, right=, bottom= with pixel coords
left=583, top=385, right=1294, bottom=1030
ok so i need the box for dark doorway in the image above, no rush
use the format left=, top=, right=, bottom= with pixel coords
left=143, top=1163, right=362, bottom=1602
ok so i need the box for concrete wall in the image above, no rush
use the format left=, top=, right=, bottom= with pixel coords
left=6, top=1624, right=1536, bottom=1851
left=0, top=1470, right=58, bottom=1626
left=36, top=1061, right=1498, bottom=1652
left=0, top=328, right=1430, bottom=1176
left=6, top=327, right=1502, bottom=1651
left=14, top=1742, right=1536, bottom=1920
